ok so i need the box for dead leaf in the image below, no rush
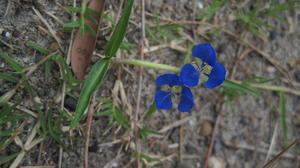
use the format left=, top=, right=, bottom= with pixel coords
left=71, top=0, right=106, bottom=80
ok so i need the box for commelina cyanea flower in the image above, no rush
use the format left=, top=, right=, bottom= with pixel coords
left=192, top=43, right=226, bottom=89
left=155, top=64, right=199, bottom=112
left=155, top=43, right=226, bottom=112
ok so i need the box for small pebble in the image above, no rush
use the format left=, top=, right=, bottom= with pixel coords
left=208, top=156, right=226, bottom=168
left=269, top=31, right=277, bottom=40
left=266, top=66, right=276, bottom=73
left=199, top=120, right=213, bottom=136
left=88, top=142, right=99, bottom=153
left=64, top=96, right=77, bottom=111
left=197, top=2, right=204, bottom=9
left=49, top=42, right=59, bottom=51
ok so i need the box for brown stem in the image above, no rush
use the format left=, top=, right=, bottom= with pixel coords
left=83, top=97, right=96, bottom=168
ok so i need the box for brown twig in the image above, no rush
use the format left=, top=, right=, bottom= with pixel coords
left=229, top=48, right=253, bottom=79
left=134, top=0, right=145, bottom=167
left=83, top=96, right=97, bottom=168
left=179, top=112, right=185, bottom=162
left=203, top=100, right=223, bottom=168
left=32, top=7, right=64, bottom=53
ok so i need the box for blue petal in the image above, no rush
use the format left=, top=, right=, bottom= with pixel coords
left=178, top=86, right=194, bottom=112
left=192, top=43, right=217, bottom=66
left=155, top=90, right=173, bottom=110
left=156, top=74, right=180, bottom=87
left=205, top=63, right=226, bottom=89
left=179, top=64, right=199, bottom=87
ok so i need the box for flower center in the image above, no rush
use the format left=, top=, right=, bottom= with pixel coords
left=202, top=63, right=212, bottom=74
left=171, top=85, right=182, bottom=94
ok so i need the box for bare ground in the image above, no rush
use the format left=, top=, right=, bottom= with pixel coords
left=0, top=0, right=300, bottom=168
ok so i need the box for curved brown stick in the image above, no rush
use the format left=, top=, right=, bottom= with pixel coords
left=71, top=0, right=106, bottom=80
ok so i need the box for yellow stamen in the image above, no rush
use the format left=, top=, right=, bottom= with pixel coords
left=202, top=64, right=212, bottom=74
left=171, top=85, right=182, bottom=94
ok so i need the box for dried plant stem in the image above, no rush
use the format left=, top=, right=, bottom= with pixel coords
left=179, top=112, right=184, bottom=162
left=83, top=96, right=96, bottom=168
left=134, top=0, right=146, bottom=167
left=32, top=7, right=64, bottom=53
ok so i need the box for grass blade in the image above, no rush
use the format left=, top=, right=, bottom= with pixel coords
left=63, top=21, right=81, bottom=30
left=112, top=106, right=130, bottom=129
left=26, top=41, right=50, bottom=54
left=143, top=102, right=156, bottom=119
left=64, top=6, right=81, bottom=13
left=0, top=152, right=20, bottom=165
left=0, top=72, right=19, bottom=83
left=105, top=0, right=135, bottom=58
left=71, top=58, right=110, bottom=129
left=279, top=92, right=288, bottom=145
left=0, top=53, right=23, bottom=72
left=222, top=80, right=261, bottom=98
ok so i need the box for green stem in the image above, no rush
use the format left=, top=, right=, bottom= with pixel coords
left=112, top=58, right=180, bottom=73
left=80, top=0, right=88, bottom=33
left=113, top=58, right=300, bottom=96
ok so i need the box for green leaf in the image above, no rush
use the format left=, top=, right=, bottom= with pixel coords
left=102, top=12, right=116, bottom=25
left=279, top=92, right=288, bottom=145
left=145, top=24, right=163, bottom=42
left=144, top=102, right=156, bottom=119
left=63, top=21, right=81, bottom=29
left=26, top=41, right=50, bottom=54
left=243, top=76, right=277, bottom=84
left=85, top=7, right=100, bottom=16
left=0, top=103, right=14, bottom=118
left=140, top=127, right=163, bottom=140
left=132, top=152, right=160, bottom=162
left=198, top=0, right=227, bottom=20
left=160, top=24, right=182, bottom=30
left=112, top=106, right=129, bottom=129
left=59, top=109, right=73, bottom=121
left=222, top=80, right=261, bottom=98
left=71, top=58, right=111, bottom=129
left=64, top=6, right=81, bottom=13
left=158, top=29, right=180, bottom=40
left=0, top=72, right=19, bottom=83
left=0, top=53, right=23, bottom=72
left=105, top=0, right=135, bottom=58
left=85, top=14, right=99, bottom=25
left=45, top=60, right=51, bottom=81
left=94, top=109, right=113, bottom=117
left=47, top=110, right=65, bottom=148
left=84, top=23, right=97, bottom=36
left=140, top=153, right=160, bottom=162
left=0, top=152, right=20, bottom=165
left=0, top=114, right=27, bottom=124
left=51, top=55, right=81, bottom=85
left=0, top=130, right=18, bottom=137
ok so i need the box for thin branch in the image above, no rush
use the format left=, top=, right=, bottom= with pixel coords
left=134, top=0, right=145, bottom=167
left=83, top=96, right=97, bottom=168
left=179, top=112, right=185, bottom=162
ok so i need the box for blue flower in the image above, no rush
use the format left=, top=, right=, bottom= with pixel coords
left=155, top=64, right=199, bottom=112
left=192, top=43, right=226, bottom=89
